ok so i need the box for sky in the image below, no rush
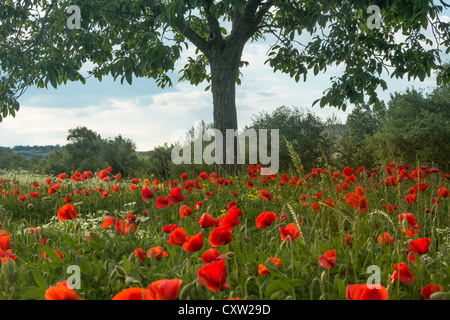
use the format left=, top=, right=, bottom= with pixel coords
left=0, top=6, right=448, bottom=152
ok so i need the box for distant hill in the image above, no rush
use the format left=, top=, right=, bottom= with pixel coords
left=11, top=145, right=62, bottom=159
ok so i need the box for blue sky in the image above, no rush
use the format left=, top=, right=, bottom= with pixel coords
left=0, top=7, right=448, bottom=152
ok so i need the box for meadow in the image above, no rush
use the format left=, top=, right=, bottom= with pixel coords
left=0, top=162, right=448, bottom=300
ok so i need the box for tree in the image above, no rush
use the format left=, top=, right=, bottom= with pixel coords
left=246, top=105, right=331, bottom=172
left=367, top=84, right=450, bottom=170
left=1, top=0, right=449, bottom=175
left=338, top=102, right=386, bottom=168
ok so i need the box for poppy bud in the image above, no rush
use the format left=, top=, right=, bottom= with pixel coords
left=226, top=252, right=236, bottom=259
left=321, top=271, right=327, bottom=286
left=115, top=266, right=126, bottom=277
left=401, top=216, right=409, bottom=231
left=125, top=276, right=139, bottom=286
left=75, top=221, right=81, bottom=232
left=179, top=281, right=195, bottom=300
left=429, top=291, right=446, bottom=300
left=28, top=203, right=34, bottom=210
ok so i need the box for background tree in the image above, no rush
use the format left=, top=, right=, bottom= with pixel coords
left=366, top=84, right=450, bottom=170
left=245, top=106, right=332, bottom=172
left=338, top=102, right=387, bottom=168
left=1, top=0, right=449, bottom=175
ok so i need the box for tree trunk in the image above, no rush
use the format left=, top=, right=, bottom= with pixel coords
left=209, top=45, right=243, bottom=177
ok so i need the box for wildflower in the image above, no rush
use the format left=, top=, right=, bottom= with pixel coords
left=209, top=227, right=233, bottom=247
left=147, top=279, right=183, bottom=300
left=278, top=223, right=300, bottom=242
left=378, top=233, right=394, bottom=245
left=258, top=258, right=281, bottom=276
left=255, top=211, right=277, bottom=229
left=346, top=284, right=389, bottom=300
left=183, top=232, right=204, bottom=253
left=167, top=227, right=186, bottom=245
left=45, top=281, right=82, bottom=300
left=199, top=213, right=220, bottom=228
left=57, top=204, right=78, bottom=221
left=318, top=249, right=336, bottom=269
left=198, top=259, right=230, bottom=292
left=146, top=246, right=169, bottom=260
left=421, top=284, right=444, bottom=300
left=112, top=288, right=151, bottom=300
left=391, top=262, right=415, bottom=284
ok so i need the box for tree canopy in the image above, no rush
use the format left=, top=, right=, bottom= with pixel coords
left=1, top=1, right=449, bottom=173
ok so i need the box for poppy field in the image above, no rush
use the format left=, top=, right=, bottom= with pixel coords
left=0, top=162, right=449, bottom=301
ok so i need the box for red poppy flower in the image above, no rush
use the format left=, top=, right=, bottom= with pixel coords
left=312, top=202, right=321, bottom=212
left=142, top=187, right=154, bottom=201
left=228, top=206, right=243, bottom=216
left=198, top=259, right=230, bottom=292
left=167, top=227, right=186, bottom=245
left=112, top=287, right=151, bottom=300
left=343, top=167, right=355, bottom=177
left=57, top=204, right=78, bottom=221
left=209, top=227, right=233, bottom=247
left=45, top=281, right=82, bottom=300
left=437, top=186, right=449, bottom=198
left=183, top=232, right=204, bottom=253
left=391, top=262, right=415, bottom=284
left=133, top=248, right=145, bottom=262
left=421, top=283, right=444, bottom=300
left=181, top=173, right=188, bottom=180
left=147, top=279, right=183, bottom=300
left=278, top=223, right=301, bottom=242
left=399, top=213, right=420, bottom=229
left=162, top=224, right=178, bottom=234
left=406, top=237, right=430, bottom=262
left=377, top=233, right=393, bottom=245
left=383, top=203, right=399, bottom=214
left=199, top=248, right=226, bottom=264
left=179, top=205, right=192, bottom=218
left=63, top=195, right=73, bottom=203
left=58, top=173, right=67, bottom=181
left=345, top=234, right=352, bottom=246
left=168, top=186, right=184, bottom=204
left=255, top=211, right=277, bottom=229
left=323, top=199, right=336, bottom=208
left=146, top=246, right=169, bottom=260
left=0, top=249, right=17, bottom=264
left=102, top=216, right=117, bottom=230
left=199, top=172, right=209, bottom=180
left=259, top=189, right=272, bottom=201
left=346, top=284, right=389, bottom=300
left=405, top=193, right=417, bottom=204
left=219, top=211, right=240, bottom=229
left=318, top=249, right=336, bottom=269
left=0, top=233, right=11, bottom=250
left=258, top=257, right=281, bottom=276
left=199, top=213, right=220, bottom=228
left=155, top=196, right=169, bottom=209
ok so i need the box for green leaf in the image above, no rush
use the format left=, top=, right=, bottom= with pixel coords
left=31, top=270, right=48, bottom=289
left=337, top=278, right=346, bottom=300
left=48, top=70, right=57, bottom=89
left=21, top=286, right=45, bottom=300
left=123, top=255, right=131, bottom=273
left=125, top=69, right=133, bottom=85
left=42, top=245, right=63, bottom=263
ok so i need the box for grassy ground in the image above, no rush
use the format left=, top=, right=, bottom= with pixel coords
left=0, top=163, right=448, bottom=300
